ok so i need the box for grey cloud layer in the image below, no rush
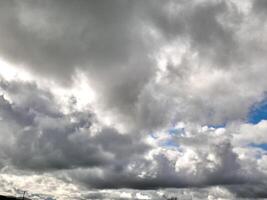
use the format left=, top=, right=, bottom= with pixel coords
left=1, top=0, right=267, bottom=128
left=0, top=79, right=149, bottom=171
left=1, top=78, right=267, bottom=196
left=0, top=0, right=267, bottom=199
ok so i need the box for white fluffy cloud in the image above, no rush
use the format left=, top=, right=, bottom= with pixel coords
left=233, top=120, right=267, bottom=145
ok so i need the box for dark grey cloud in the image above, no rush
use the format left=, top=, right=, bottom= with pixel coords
left=253, top=0, right=267, bottom=13
left=70, top=139, right=260, bottom=190
left=147, top=0, right=239, bottom=66
left=0, top=0, right=252, bottom=129
left=0, top=79, right=150, bottom=171
left=0, top=0, right=141, bottom=79
left=227, top=184, right=267, bottom=198
left=0, top=0, right=156, bottom=123
left=1, top=79, right=264, bottom=192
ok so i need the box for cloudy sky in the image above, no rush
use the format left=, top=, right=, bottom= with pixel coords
left=0, top=0, right=267, bottom=199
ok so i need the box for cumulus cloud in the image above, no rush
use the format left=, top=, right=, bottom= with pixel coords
left=0, top=79, right=150, bottom=172
left=233, top=120, right=267, bottom=145
left=2, top=77, right=267, bottom=199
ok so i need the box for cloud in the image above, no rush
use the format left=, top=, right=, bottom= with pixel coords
left=1, top=78, right=265, bottom=194
left=0, top=0, right=156, bottom=127
left=0, top=78, right=149, bottom=172
left=226, top=184, right=267, bottom=198
left=1, top=0, right=265, bottom=129
left=0, top=172, right=79, bottom=200
left=233, top=120, right=267, bottom=146
left=253, top=0, right=267, bottom=13
left=0, top=0, right=267, bottom=199
left=0, top=0, right=266, bottom=131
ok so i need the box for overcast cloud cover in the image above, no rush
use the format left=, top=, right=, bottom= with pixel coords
left=1, top=0, right=267, bottom=199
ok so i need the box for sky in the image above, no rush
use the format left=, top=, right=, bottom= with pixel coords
left=0, top=0, right=267, bottom=199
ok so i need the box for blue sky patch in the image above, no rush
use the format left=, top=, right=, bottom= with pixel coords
left=161, top=139, right=180, bottom=149
left=168, top=127, right=184, bottom=136
left=249, top=143, right=267, bottom=151
left=149, top=133, right=158, bottom=139
left=248, top=97, right=267, bottom=124
left=208, top=124, right=226, bottom=129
